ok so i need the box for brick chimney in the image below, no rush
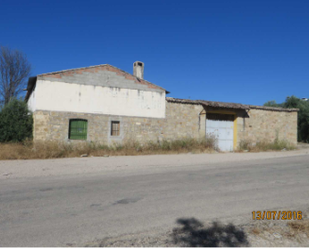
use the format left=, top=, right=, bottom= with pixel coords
left=133, top=61, right=144, bottom=79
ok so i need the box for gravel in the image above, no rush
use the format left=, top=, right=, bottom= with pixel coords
left=83, top=209, right=309, bottom=247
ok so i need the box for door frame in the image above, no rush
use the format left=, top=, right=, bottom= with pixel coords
left=206, top=110, right=237, bottom=150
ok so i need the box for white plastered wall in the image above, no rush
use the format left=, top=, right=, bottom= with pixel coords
left=29, top=80, right=166, bottom=118
left=27, top=89, right=36, bottom=112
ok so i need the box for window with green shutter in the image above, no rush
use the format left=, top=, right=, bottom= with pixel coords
left=69, top=119, right=88, bottom=140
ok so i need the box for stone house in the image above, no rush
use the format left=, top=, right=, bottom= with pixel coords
left=25, top=61, right=298, bottom=151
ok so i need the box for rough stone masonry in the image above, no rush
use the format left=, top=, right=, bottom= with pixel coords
left=33, top=100, right=298, bottom=147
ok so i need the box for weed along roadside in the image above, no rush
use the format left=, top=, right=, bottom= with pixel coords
left=0, top=136, right=296, bottom=160
left=0, top=138, right=217, bottom=160
left=237, top=137, right=296, bottom=152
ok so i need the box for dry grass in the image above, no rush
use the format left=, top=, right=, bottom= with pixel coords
left=0, top=137, right=217, bottom=160
left=250, top=227, right=261, bottom=235
left=287, top=220, right=309, bottom=238
left=238, top=138, right=296, bottom=152
left=247, top=217, right=309, bottom=245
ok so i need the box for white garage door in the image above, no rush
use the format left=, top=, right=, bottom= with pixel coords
left=206, top=113, right=234, bottom=151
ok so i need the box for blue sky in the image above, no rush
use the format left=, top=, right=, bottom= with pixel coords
left=1, top=0, right=308, bottom=105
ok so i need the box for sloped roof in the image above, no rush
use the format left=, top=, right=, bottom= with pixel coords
left=166, top=97, right=298, bottom=112
left=37, top=64, right=166, bottom=92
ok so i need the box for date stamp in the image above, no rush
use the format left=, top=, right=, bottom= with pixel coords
left=252, top=211, right=302, bottom=220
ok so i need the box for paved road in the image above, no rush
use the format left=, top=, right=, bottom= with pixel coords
left=1, top=154, right=309, bottom=246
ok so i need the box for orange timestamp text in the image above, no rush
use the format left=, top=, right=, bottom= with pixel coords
left=252, top=211, right=302, bottom=220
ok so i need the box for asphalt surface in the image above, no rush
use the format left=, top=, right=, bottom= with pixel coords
left=1, top=154, right=309, bottom=246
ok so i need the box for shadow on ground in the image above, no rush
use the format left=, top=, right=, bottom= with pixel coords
left=172, top=218, right=249, bottom=247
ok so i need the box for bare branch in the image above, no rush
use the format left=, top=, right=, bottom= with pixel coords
left=0, top=46, right=32, bottom=105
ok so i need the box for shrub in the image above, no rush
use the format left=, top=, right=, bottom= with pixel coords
left=0, top=99, right=33, bottom=142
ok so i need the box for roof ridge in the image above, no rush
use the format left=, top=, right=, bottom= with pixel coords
left=38, top=64, right=109, bottom=76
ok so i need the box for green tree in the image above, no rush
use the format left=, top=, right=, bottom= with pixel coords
left=0, top=99, right=33, bottom=142
left=264, top=96, right=309, bottom=142
left=263, top=100, right=283, bottom=107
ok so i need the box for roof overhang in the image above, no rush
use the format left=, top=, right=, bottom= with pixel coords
left=24, top=76, right=37, bottom=102
left=166, top=97, right=299, bottom=112
left=166, top=97, right=249, bottom=110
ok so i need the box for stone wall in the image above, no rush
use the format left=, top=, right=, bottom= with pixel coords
left=164, top=102, right=203, bottom=140
left=32, top=101, right=204, bottom=144
left=237, top=108, right=298, bottom=146
left=33, top=101, right=298, bottom=147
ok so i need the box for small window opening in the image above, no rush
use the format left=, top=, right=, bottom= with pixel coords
left=138, top=62, right=143, bottom=66
left=111, top=121, right=120, bottom=136
left=69, top=119, right=88, bottom=140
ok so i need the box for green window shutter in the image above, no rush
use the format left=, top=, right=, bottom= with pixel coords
left=69, top=119, right=88, bottom=140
